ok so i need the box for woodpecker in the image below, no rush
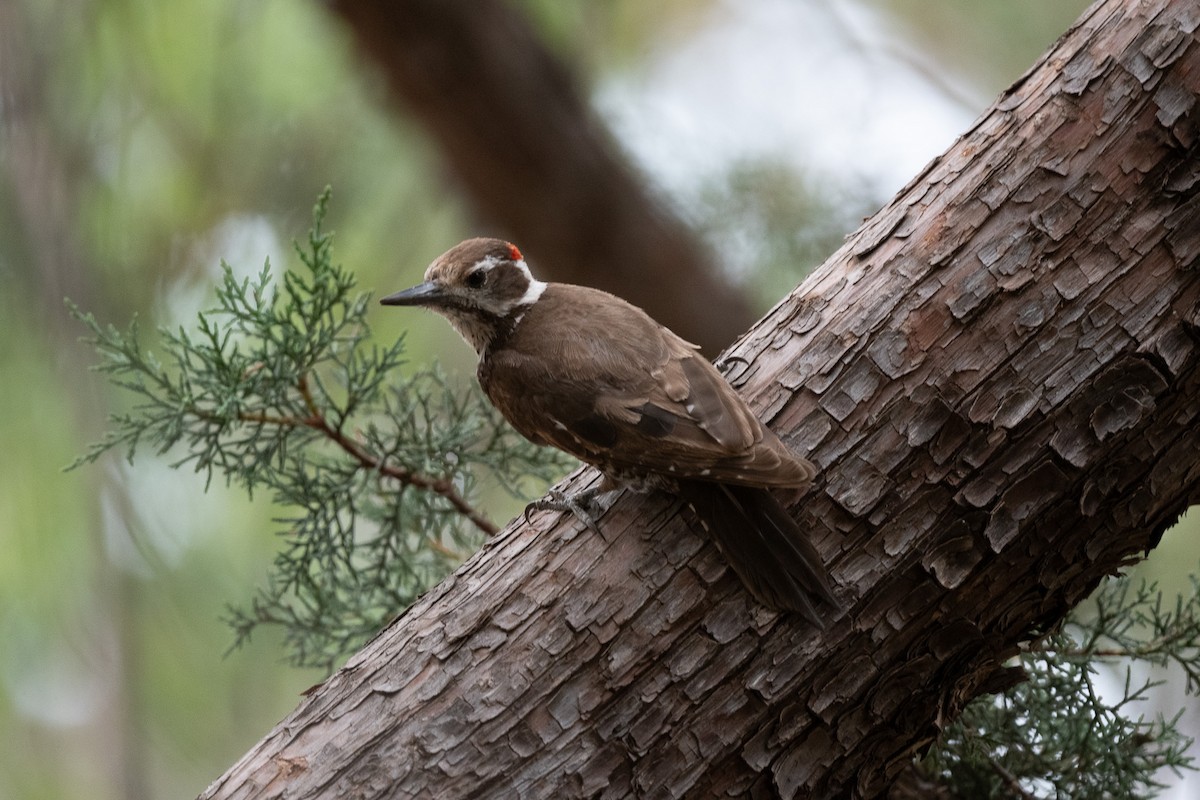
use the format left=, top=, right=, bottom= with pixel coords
left=381, top=238, right=838, bottom=624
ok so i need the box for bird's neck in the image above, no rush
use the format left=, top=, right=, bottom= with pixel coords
left=442, top=310, right=501, bottom=355
left=444, top=295, right=542, bottom=357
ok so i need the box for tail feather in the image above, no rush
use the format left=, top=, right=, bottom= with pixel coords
left=677, top=481, right=838, bottom=626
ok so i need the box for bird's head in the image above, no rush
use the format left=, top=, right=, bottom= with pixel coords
left=380, top=237, right=547, bottom=354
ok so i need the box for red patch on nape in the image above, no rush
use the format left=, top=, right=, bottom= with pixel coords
left=506, top=243, right=523, bottom=262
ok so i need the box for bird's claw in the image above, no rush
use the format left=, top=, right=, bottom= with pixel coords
left=524, top=487, right=603, bottom=534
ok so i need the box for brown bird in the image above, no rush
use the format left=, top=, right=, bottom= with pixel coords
left=381, top=238, right=837, bottom=624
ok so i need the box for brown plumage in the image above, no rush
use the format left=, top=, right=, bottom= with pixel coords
left=381, top=238, right=837, bottom=623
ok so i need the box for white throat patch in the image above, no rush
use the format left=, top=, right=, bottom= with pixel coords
left=514, top=259, right=547, bottom=305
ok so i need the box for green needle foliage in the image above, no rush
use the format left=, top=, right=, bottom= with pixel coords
left=923, top=574, right=1200, bottom=799
left=70, top=190, right=573, bottom=671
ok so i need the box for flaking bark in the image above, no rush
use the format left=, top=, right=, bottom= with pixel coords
left=201, top=0, right=1200, bottom=797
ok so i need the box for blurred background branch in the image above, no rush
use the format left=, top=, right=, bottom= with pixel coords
left=328, top=0, right=753, bottom=354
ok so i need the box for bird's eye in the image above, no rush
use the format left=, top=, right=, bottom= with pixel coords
left=465, top=270, right=486, bottom=289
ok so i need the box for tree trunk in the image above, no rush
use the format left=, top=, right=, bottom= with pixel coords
left=201, top=0, right=1200, bottom=797
left=326, top=0, right=756, bottom=355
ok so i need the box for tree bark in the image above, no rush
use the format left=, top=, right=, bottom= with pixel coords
left=201, top=0, right=1200, bottom=797
left=325, top=0, right=755, bottom=355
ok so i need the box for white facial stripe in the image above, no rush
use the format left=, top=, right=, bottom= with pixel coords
left=514, top=259, right=547, bottom=305
left=474, top=254, right=503, bottom=272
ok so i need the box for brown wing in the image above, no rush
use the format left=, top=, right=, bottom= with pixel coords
left=483, top=285, right=815, bottom=488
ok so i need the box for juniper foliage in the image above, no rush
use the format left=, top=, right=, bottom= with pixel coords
left=924, top=573, right=1200, bottom=799
left=70, top=190, right=572, bottom=670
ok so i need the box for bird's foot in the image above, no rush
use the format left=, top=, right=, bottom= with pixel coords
left=524, top=486, right=604, bottom=534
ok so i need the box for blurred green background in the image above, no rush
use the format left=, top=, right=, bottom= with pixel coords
left=4, top=1, right=1196, bottom=798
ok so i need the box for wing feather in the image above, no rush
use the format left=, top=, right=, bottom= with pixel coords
left=482, top=285, right=815, bottom=488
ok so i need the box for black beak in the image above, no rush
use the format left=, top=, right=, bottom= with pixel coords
left=379, top=281, right=444, bottom=307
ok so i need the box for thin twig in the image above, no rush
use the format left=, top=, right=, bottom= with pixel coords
left=1035, top=630, right=1194, bottom=661
left=987, top=756, right=1037, bottom=800
left=229, top=375, right=500, bottom=536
